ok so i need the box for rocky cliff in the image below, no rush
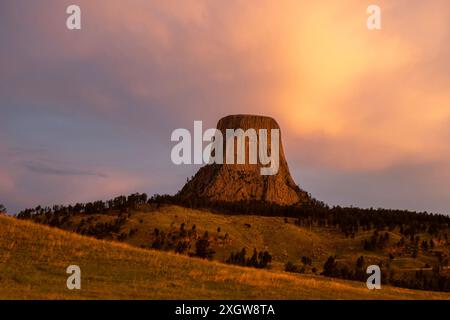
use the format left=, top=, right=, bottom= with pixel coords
left=178, top=114, right=310, bottom=206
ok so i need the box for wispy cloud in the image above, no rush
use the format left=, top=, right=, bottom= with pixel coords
left=24, top=162, right=108, bottom=178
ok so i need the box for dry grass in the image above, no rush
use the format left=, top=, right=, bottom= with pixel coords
left=123, top=205, right=331, bottom=265
left=90, top=205, right=449, bottom=274
left=1, top=215, right=450, bottom=300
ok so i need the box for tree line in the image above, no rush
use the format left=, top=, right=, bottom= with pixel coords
left=226, top=248, right=273, bottom=269
left=148, top=194, right=450, bottom=239
left=17, top=193, right=149, bottom=222
left=317, top=255, right=450, bottom=292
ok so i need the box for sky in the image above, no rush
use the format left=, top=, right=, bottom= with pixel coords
left=1, top=0, right=449, bottom=214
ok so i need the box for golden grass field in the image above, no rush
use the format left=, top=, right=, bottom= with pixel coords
left=1, top=214, right=449, bottom=299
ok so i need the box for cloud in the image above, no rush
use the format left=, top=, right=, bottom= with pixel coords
left=293, top=159, right=450, bottom=214
left=0, top=169, right=15, bottom=193
left=24, top=162, right=108, bottom=178
left=272, top=0, right=449, bottom=162
left=0, top=142, right=148, bottom=213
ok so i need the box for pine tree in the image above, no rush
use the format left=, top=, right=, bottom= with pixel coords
left=194, top=232, right=215, bottom=259
left=322, top=256, right=338, bottom=277
left=247, top=249, right=258, bottom=267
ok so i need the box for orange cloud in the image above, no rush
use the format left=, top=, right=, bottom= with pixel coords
left=268, top=0, right=450, bottom=170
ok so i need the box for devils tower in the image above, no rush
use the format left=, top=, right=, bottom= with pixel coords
left=178, top=114, right=310, bottom=206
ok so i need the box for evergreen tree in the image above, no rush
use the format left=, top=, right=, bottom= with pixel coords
left=322, top=256, right=338, bottom=277
left=194, top=232, right=215, bottom=259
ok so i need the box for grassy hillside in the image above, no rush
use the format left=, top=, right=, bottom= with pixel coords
left=37, top=204, right=449, bottom=279
left=1, top=215, right=450, bottom=299
left=110, top=205, right=332, bottom=269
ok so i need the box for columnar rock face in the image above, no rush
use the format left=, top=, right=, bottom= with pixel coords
left=178, top=114, right=310, bottom=206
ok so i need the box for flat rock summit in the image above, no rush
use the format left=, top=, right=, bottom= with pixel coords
left=179, top=114, right=310, bottom=206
